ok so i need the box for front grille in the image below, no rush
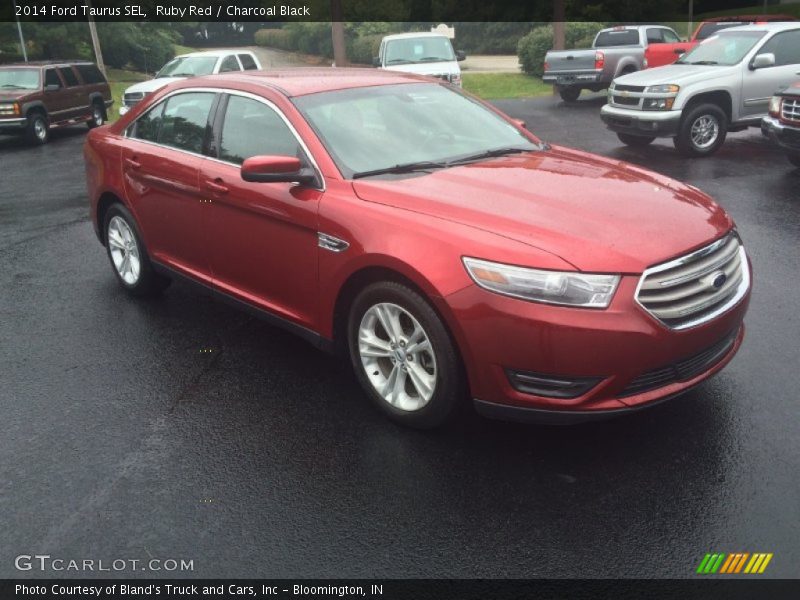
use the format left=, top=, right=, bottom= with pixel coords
left=123, top=92, right=145, bottom=107
left=636, top=234, right=748, bottom=329
left=612, top=95, right=640, bottom=106
left=782, top=97, right=800, bottom=123
left=614, top=84, right=645, bottom=93
left=0, top=106, right=16, bottom=116
left=620, top=330, right=737, bottom=397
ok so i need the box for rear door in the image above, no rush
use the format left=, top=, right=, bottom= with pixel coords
left=57, top=66, right=85, bottom=119
left=199, top=93, right=322, bottom=329
left=121, top=91, right=218, bottom=278
left=741, top=29, right=800, bottom=119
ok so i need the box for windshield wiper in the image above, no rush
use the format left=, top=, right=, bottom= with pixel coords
left=385, top=59, right=413, bottom=65
left=0, top=84, right=27, bottom=89
left=680, top=60, right=720, bottom=65
left=418, top=56, right=449, bottom=62
left=352, top=160, right=448, bottom=179
left=447, top=147, right=531, bottom=166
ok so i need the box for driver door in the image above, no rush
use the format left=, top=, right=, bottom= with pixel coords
left=741, top=29, right=800, bottom=119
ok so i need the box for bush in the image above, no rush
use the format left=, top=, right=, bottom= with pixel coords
left=254, top=29, right=292, bottom=51
left=348, top=34, right=382, bottom=65
left=517, top=22, right=605, bottom=77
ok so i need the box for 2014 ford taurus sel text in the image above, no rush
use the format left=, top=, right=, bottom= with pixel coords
left=83, top=69, right=751, bottom=428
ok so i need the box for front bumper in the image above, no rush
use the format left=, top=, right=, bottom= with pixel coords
left=444, top=270, right=750, bottom=423
left=0, top=117, right=27, bottom=133
left=762, top=115, right=800, bottom=153
left=601, top=104, right=681, bottom=137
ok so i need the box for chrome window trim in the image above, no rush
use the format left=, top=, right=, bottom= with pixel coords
left=633, top=233, right=750, bottom=330
left=123, top=86, right=325, bottom=191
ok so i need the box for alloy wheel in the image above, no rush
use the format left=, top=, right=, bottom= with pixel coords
left=358, top=302, right=437, bottom=412
left=690, top=115, right=719, bottom=149
left=34, top=118, right=47, bottom=141
left=107, top=216, right=141, bottom=285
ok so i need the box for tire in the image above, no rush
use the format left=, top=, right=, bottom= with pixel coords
left=87, top=101, right=106, bottom=129
left=558, top=86, right=581, bottom=103
left=787, top=152, right=800, bottom=168
left=347, top=281, right=463, bottom=429
left=673, top=103, right=727, bottom=157
left=617, top=132, right=655, bottom=147
left=103, top=204, right=170, bottom=297
left=25, top=112, right=49, bottom=145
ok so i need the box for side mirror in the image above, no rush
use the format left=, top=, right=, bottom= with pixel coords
left=751, top=53, right=776, bottom=70
left=674, top=48, right=686, bottom=55
left=44, top=84, right=61, bottom=92
left=372, top=57, right=381, bottom=67
left=241, top=155, right=316, bottom=185
left=512, top=118, right=527, bottom=130
left=456, top=50, right=466, bottom=62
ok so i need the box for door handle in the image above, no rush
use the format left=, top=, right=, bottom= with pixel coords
left=204, top=179, right=229, bottom=195
left=125, top=157, right=141, bottom=169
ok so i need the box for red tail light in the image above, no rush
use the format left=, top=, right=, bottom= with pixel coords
left=595, top=51, right=605, bottom=70
left=544, top=61, right=550, bottom=72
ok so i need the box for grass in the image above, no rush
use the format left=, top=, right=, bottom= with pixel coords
left=462, top=73, right=551, bottom=100
left=105, top=68, right=149, bottom=123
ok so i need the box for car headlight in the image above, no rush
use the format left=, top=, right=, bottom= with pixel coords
left=769, top=96, right=782, bottom=116
left=645, top=84, right=680, bottom=94
left=462, top=257, right=620, bottom=308
left=643, top=97, right=675, bottom=111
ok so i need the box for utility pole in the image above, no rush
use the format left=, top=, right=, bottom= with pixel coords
left=12, top=0, right=28, bottom=62
left=84, top=0, right=106, bottom=75
left=553, top=0, right=565, bottom=95
left=688, top=0, right=694, bottom=40
left=330, top=0, right=347, bottom=67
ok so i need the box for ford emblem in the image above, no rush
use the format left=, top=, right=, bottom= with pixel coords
left=711, top=271, right=727, bottom=289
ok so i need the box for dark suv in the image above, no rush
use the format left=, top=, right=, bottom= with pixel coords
left=0, top=61, right=112, bottom=145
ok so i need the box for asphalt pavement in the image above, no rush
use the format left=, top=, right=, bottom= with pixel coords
left=1, top=93, right=798, bottom=579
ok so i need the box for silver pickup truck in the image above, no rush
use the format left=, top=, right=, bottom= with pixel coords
left=543, top=25, right=683, bottom=102
left=601, top=22, right=800, bottom=156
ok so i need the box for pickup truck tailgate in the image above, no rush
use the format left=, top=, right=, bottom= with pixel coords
left=545, top=50, right=596, bottom=72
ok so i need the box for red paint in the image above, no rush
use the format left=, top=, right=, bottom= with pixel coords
left=84, top=70, right=750, bottom=414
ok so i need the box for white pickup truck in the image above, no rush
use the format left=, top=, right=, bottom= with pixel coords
left=601, top=22, right=800, bottom=156
left=373, top=32, right=465, bottom=87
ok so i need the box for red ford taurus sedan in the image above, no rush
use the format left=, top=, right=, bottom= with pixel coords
left=83, top=69, right=751, bottom=428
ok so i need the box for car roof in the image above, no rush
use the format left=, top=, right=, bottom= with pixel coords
left=719, top=21, right=800, bottom=33
left=382, top=32, right=450, bottom=41
left=185, top=67, right=433, bottom=97
left=0, top=60, right=94, bottom=68
left=176, top=50, right=255, bottom=59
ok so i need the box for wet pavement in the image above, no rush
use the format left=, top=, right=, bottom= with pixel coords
left=1, top=95, right=798, bottom=579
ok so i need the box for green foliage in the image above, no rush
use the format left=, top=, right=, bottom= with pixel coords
left=254, top=29, right=293, bottom=51
left=451, top=22, right=533, bottom=55
left=517, top=22, right=605, bottom=77
left=348, top=34, right=383, bottom=65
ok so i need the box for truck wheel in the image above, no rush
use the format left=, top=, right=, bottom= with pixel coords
left=558, top=86, right=581, bottom=103
left=787, top=153, right=800, bottom=168
left=25, top=112, right=50, bottom=145
left=87, top=100, right=106, bottom=129
left=617, top=133, right=655, bottom=147
left=674, top=103, right=727, bottom=157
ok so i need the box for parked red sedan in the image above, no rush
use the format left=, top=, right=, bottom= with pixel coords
left=83, top=69, right=751, bottom=428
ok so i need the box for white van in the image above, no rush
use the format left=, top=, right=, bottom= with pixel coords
left=373, top=32, right=465, bottom=87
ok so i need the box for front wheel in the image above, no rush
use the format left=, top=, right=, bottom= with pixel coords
left=87, top=101, right=106, bottom=129
left=558, top=86, right=581, bottom=103
left=787, top=152, right=800, bottom=168
left=617, top=132, right=655, bottom=147
left=674, top=103, right=728, bottom=157
left=25, top=112, right=49, bottom=145
left=103, top=204, right=170, bottom=297
left=347, top=282, right=463, bottom=429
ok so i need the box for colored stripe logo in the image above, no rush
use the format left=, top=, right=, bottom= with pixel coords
left=697, top=553, right=773, bottom=574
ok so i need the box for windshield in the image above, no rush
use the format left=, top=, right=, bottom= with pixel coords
left=0, top=68, right=40, bottom=90
left=156, top=56, right=218, bottom=78
left=384, top=37, right=455, bottom=65
left=293, top=83, right=537, bottom=178
left=677, top=30, right=765, bottom=65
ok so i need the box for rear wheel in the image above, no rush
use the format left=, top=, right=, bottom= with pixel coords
left=674, top=103, right=727, bottom=157
left=558, top=86, right=581, bottom=103
left=617, top=132, right=655, bottom=147
left=347, top=281, right=463, bottom=429
left=103, top=204, right=170, bottom=297
left=787, top=152, right=800, bottom=168
left=25, top=112, right=49, bottom=145
left=87, top=101, right=106, bottom=129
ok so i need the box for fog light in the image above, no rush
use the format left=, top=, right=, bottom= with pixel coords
left=506, top=369, right=602, bottom=399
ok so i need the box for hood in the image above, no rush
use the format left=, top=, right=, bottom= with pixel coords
left=383, top=62, right=459, bottom=76
left=352, top=148, right=733, bottom=273
left=615, top=63, right=737, bottom=87
left=124, top=77, right=185, bottom=95
left=0, top=89, right=34, bottom=101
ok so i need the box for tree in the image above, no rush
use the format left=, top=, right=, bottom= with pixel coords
left=331, top=0, right=347, bottom=66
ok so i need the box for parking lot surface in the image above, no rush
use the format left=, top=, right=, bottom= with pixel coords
left=1, top=94, right=798, bottom=578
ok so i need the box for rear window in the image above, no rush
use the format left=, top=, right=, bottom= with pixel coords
left=76, top=64, right=106, bottom=84
left=59, top=67, right=79, bottom=87
left=595, top=30, right=641, bottom=47
left=238, top=54, right=258, bottom=70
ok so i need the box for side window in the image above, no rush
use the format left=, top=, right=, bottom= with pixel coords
left=76, top=64, right=106, bottom=84
left=44, top=69, right=61, bottom=89
left=131, top=102, right=165, bottom=143
left=219, top=95, right=301, bottom=165
left=158, top=92, right=215, bottom=154
left=59, top=67, right=79, bottom=87
left=662, top=29, right=681, bottom=44
left=758, top=30, right=800, bottom=67
left=219, top=55, right=241, bottom=73
left=238, top=54, right=258, bottom=70
left=646, top=28, right=664, bottom=44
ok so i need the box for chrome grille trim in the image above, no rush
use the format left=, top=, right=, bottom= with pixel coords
left=635, top=234, right=749, bottom=330
left=782, top=98, right=800, bottom=122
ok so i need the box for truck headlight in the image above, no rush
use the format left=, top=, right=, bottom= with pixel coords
left=645, top=84, right=680, bottom=93
left=463, top=257, right=620, bottom=308
left=769, top=96, right=781, bottom=117
left=643, top=97, right=675, bottom=110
